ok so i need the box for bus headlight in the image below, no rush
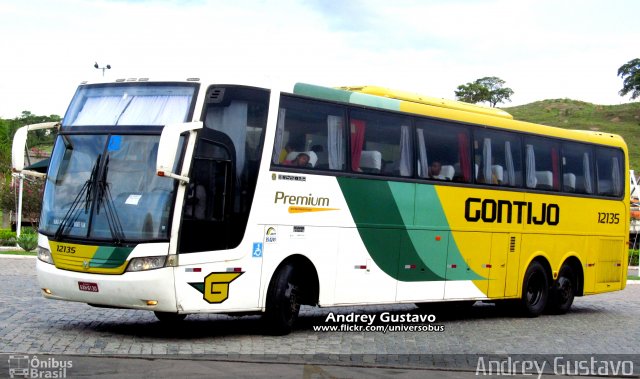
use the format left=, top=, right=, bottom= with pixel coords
left=37, top=246, right=54, bottom=265
left=126, top=256, right=167, bottom=272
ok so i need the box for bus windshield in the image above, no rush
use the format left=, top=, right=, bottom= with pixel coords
left=40, top=134, right=181, bottom=243
left=63, top=83, right=197, bottom=127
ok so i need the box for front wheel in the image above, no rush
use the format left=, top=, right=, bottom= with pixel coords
left=520, top=261, right=549, bottom=317
left=263, top=264, right=301, bottom=335
left=548, top=264, right=575, bottom=314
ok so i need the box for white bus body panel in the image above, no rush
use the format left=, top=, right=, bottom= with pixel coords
left=173, top=231, right=264, bottom=313
left=36, top=260, right=178, bottom=312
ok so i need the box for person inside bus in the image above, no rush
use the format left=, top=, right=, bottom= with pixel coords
left=429, top=161, right=445, bottom=179
left=278, top=143, right=294, bottom=163
left=284, top=152, right=311, bottom=167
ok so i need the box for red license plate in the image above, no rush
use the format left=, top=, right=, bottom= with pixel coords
left=78, top=281, right=99, bottom=292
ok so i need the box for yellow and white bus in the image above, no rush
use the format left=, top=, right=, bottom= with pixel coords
left=13, top=79, right=628, bottom=334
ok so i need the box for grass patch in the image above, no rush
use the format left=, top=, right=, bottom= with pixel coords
left=503, top=100, right=640, bottom=170
left=0, top=250, right=35, bottom=256
left=628, top=276, right=640, bottom=280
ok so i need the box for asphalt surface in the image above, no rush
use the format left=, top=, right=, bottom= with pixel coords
left=1, top=256, right=638, bottom=378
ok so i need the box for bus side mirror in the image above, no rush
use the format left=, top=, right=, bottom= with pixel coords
left=157, top=121, right=203, bottom=183
left=12, top=122, right=60, bottom=177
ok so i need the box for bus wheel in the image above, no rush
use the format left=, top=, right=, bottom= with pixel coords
left=548, top=264, right=575, bottom=314
left=520, top=261, right=549, bottom=317
left=264, top=264, right=300, bottom=335
left=154, top=311, right=187, bottom=323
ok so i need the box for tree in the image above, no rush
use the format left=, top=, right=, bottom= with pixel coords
left=618, top=58, right=640, bottom=100
left=0, top=111, right=60, bottom=174
left=0, top=111, right=60, bottom=228
left=0, top=175, right=44, bottom=227
left=455, top=76, right=514, bottom=107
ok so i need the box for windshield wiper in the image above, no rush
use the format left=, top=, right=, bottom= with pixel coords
left=96, top=155, right=126, bottom=244
left=54, top=154, right=101, bottom=241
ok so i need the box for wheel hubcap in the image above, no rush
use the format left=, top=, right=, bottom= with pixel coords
left=527, top=273, right=543, bottom=306
left=557, top=277, right=572, bottom=303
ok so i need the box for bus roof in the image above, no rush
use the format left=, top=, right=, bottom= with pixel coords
left=339, top=85, right=514, bottom=120
left=70, top=79, right=627, bottom=151
left=292, top=82, right=627, bottom=150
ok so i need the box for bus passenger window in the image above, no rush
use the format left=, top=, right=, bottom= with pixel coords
left=416, top=120, right=471, bottom=183
left=348, top=109, right=413, bottom=177
left=561, top=142, right=594, bottom=194
left=272, top=96, right=346, bottom=171
left=524, top=136, right=560, bottom=191
left=596, top=147, right=624, bottom=197
left=474, top=129, right=522, bottom=187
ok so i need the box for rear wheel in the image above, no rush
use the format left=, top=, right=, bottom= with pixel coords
left=548, top=264, right=575, bottom=314
left=520, top=261, right=549, bottom=317
left=154, top=311, right=187, bottom=323
left=264, top=264, right=300, bottom=335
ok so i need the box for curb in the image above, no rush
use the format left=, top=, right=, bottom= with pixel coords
left=0, top=254, right=36, bottom=259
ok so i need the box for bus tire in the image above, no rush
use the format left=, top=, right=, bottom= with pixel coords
left=264, top=264, right=300, bottom=335
left=520, top=261, right=549, bottom=317
left=154, top=311, right=187, bottom=323
left=548, top=264, right=575, bottom=314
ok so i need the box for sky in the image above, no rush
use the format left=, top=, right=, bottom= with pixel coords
left=0, top=0, right=638, bottom=119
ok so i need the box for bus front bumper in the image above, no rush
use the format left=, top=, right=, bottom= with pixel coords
left=36, top=259, right=178, bottom=313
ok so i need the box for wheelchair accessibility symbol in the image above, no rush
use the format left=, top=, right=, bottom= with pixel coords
left=252, top=242, right=263, bottom=258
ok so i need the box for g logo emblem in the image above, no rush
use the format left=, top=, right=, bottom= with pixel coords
left=202, top=272, right=243, bottom=303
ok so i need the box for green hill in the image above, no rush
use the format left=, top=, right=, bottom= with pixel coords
left=503, top=99, right=640, bottom=172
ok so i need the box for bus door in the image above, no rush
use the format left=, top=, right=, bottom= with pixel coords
left=173, top=128, right=263, bottom=311
left=178, top=129, right=235, bottom=253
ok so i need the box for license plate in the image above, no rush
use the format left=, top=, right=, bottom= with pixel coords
left=78, top=281, right=99, bottom=292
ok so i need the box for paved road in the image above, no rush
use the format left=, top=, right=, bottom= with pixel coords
left=1, top=256, right=638, bottom=378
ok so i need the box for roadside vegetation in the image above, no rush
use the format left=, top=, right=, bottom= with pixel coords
left=504, top=100, right=640, bottom=171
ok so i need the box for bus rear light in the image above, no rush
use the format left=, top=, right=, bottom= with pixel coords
left=482, top=264, right=492, bottom=268
left=449, top=264, right=457, bottom=269
left=354, top=265, right=367, bottom=270
left=404, top=264, right=416, bottom=269
left=227, top=267, right=242, bottom=272
left=185, top=268, right=201, bottom=272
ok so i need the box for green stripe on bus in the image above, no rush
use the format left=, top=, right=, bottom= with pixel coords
left=292, top=83, right=401, bottom=111
left=293, top=83, right=353, bottom=103
left=337, top=177, right=483, bottom=281
left=349, top=92, right=401, bottom=111
left=89, top=246, right=133, bottom=268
